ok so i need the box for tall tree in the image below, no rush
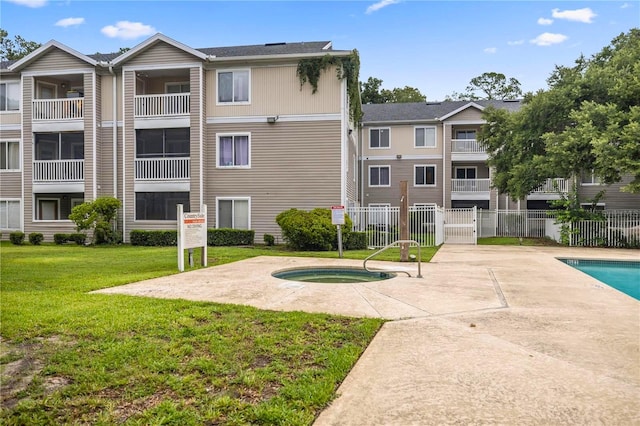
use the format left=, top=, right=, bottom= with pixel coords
left=360, top=77, right=389, bottom=104
left=0, top=29, right=41, bottom=61
left=481, top=29, right=640, bottom=198
left=383, top=86, right=426, bottom=103
left=360, top=76, right=426, bottom=104
left=446, top=72, right=523, bottom=101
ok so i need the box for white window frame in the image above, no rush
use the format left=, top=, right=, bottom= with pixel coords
left=369, top=165, right=391, bottom=187
left=0, top=140, right=21, bottom=171
left=36, top=197, right=62, bottom=221
left=580, top=170, right=602, bottom=186
left=216, top=132, right=251, bottom=168
left=454, top=166, right=477, bottom=180
left=215, top=197, right=251, bottom=229
left=369, top=128, right=390, bottom=149
left=455, top=129, right=477, bottom=140
left=0, top=199, right=21, bottom=230
left=165, top=82, right=190, bottom=93
left=0, top=81, right=20, bottom=112
left=216, top=69, right=251, bottom=105
left=414, top=164, right=437, bottom=187
left=36, top=81, right=58, bottom=100
left=414, top=126, right=436, bottom=148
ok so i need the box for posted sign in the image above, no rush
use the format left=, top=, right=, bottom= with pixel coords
left=331, top=205, right=345, bottom=225
left=177, top=204, right=208, bottom=271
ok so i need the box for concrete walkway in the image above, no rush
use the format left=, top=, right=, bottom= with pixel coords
left=94, top=245, right=640, bottom=425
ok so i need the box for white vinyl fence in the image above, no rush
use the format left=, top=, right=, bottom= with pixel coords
left=570, top=210, right=640, bottom=248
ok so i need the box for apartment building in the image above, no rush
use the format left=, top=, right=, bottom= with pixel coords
left=0, top=34, right=359, bottom=242
left=360, top=101, right=640, bottom=211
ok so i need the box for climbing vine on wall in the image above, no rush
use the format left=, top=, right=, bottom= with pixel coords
left=296, top=49, right=362, bottom=123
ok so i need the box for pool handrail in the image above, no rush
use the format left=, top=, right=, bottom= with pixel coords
left=363, top=239, right=423, bottom=278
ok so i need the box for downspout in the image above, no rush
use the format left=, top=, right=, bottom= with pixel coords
left=340, top=77, right=346, bottom=206
left=442, top=122, right=446, bottom=207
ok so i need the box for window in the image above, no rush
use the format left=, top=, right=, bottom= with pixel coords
left=136, top=128, right=190, bottom=158
left=415, top=165, right=436, bottom=186
left=38, top=199, right=59, bottom=220
left=217, top=198, right=250, bottom=229
left=217, top=134, right=250, bottom=167
left=0, top=141, right=20, bottom=170
left=0, top=82, right=20, bottom=111
left=455, top=130, right=476, bottom=140
left=455, top=167, right=476, bottom=179
left=218, top=70, right=249, bottom=103
left=415, top=127, right=436, bottom=148
left=34, top=133, right=84, bottom=160
left=581, top=170, right=601, bottom=185
left=135, top=192, right=189, bottom=220
left=0, top=200, right=20, bottom=230
left=369, top=128, right=390, bottom=149
left=166, top=82, right=190, bottom=93
left=369, top=165, right=390, bottom=187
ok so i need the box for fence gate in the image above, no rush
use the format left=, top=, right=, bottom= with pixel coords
left=443, top=207, right=477, bottom=244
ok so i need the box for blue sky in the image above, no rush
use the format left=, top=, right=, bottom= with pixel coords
left=2, top=0, right=638, bottom=101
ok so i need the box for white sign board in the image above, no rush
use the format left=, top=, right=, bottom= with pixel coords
left=177, top=204, right=207, bottom=271
left=331, top=205, right=345, bottom=225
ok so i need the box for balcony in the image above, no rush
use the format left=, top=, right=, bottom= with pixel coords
left=33, top=159, right=84, bottom=183
left=134, top=93, right=190, bottom=118
left=135, top=157, right=190, bottom=181
left=32, top=98, right=84, bottom=121
left=528, top=178, right=570, bottom=200
left=451, top=139, right=488, bottom=161
left=451, top=178, right=491, bottom=200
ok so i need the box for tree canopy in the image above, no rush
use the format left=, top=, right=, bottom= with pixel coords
left=0, top=29, right=41, bottom=61
left=446, top=72, right=523, bottom=101
left=360, top=76, right=426, bottom=104
left=480, top=29, right=640, bottom=199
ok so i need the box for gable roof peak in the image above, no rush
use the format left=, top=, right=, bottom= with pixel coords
left=8, top=39, right=98, bottom=71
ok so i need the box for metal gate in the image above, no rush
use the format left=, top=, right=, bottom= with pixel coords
left=443, top=207, right=477, bottom=244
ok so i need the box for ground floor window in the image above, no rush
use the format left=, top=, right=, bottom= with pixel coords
left=136, top=192, right=189, bottom=220
left=415, top=165, right=436, bottom=186
left=217, top=198, right=249, bottom=229
left=369, top=166, right=390, bottom=187
left=0, top=199, right=20, bottom=230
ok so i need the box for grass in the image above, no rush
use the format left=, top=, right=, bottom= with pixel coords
left=0, top=243, right=420, bottom=425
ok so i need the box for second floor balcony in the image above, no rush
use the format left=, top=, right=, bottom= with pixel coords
left=451, top=178, right=491, bottom=193
left=135, top=157, right=190, bottom=181
left=32, top=98, right=84, bottom=121
left=33, top=159, right=84, bottom=182
left=451, top=139, right=488, bottom=161
left=134, top=93, right=190, bottom=118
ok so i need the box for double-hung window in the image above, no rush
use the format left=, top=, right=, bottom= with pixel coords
left=455, top=130, right=476, bottom=140
left=0, top=199, right=20, bottom=230
left=580, top=170, right=601, bottom=185
left=369, top=128, right=390, bottom=149
left=218, top=134, right=250, bottom=168
left=165, top=82, right=190, bottom=93
left=369, top=165, right=390, bottom=187
left=0, top=141, right=20, bottom=170
left=415, top=126, right=436, bottom=148
left=415, top=165, right=436, bottom=186
left=0, top=82, right=20, bottom=111
left=218, top=70, right=250, bottom=103
left=217, top=198, right=250, bottom=229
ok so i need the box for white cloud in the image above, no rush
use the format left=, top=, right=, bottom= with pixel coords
left=551, top=8, right=597, bottom=23
left=621, top=2, right=631, bottom=8
left=484, top=47, right=497, bottom=54
left=6, top=0, right=47, bottom=7
left=366, top=0, right=400, bottom=14
left=101, top=21, right=156, bottom=40
left=530, top=32, right=568, bottom=46
left=55, top=17, right=85, bottom=27
left=537, top=17, right=553, bottom=26
left=507, top=40, right=525, bottom=46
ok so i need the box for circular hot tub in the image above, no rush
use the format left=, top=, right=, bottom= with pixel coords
left=272, top=266, right=396, bottom=283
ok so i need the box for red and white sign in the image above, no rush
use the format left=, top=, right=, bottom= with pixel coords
left=331, top=205, right=345, bottom=225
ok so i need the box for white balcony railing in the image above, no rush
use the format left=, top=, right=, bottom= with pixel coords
left=32, top=98, right=84, bottom=121
left=134, top=93, right=190, bottom=118
left=135, top=157, right=190, bottom=180
left=531, top=178, right=570, bottom=194
left=451, top=139, right=486, bottom=154
left=33, top=159, right=84, bottom=182
left=451, top=178, right=491, bottom=192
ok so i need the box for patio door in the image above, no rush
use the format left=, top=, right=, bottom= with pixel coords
left=38, top=199, right=59, bottom=220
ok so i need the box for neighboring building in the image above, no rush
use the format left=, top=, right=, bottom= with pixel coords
left=0, top=34, right=359, bottom=242
left=360, top=101, right=640, bottom=210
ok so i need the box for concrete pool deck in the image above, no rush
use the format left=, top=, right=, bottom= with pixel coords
left=94, top=245, right=640, bottom=424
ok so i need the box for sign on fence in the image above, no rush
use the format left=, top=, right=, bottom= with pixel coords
left=177, top=204, right=207, bottom=271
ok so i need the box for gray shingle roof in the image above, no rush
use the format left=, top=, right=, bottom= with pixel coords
left=362, top=99, right=522, bottom=123
left=198, top=41, right=339, bottom=57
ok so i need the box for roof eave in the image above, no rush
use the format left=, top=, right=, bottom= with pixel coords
left=207, top=50, right=352, bottom=63
left=438, top=102, right=485, bottom=121
left=8, top=40, right=98, bottom=71
left=111, top=33, right=208, bottom=66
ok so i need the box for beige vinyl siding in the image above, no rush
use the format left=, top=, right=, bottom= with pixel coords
left=442, top=123, right=452, bottom=208
left=205, top=120, right=342, bottom=240
left=98, top=127, right=118, bottom=197
left=124, top=42, right=199, bottom=67
left=446, top=106, right=483, bottom=121
left=0, top=173, right=21, bottom=198
left=83, top=72, right=95, bottom=201
left=579, top=178, right=640, bottom=209
left=189, top=66, right=202, bottom=211
left=207, top=65, right=341, bottom=117
left=345, top=134, right=358, bottom=205
left=362, top=124, right=443, bottom=157
left=0, top=113, right=21, bottom=125
left=122, top=70, right=136, bottom=238
left=99, top=74, right=118, bottom=122
left=22, top=77, right=34, bottom=232
left=23, top=49, right=90, bottom=72
left=362, top=159, right=443, bottom=207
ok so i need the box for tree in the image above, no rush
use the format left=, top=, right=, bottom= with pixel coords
left=360, top=76, right=426, bottom=104
left=446, top=72, right=522, bottom=101
left=481, top=29, right=640, bottom=198
left=0, top=29, right=41, bottom=61
left=69, top=197, right=121, bottom=244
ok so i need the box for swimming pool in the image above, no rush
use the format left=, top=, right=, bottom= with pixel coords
left=559, top=258, right=640, bottom=301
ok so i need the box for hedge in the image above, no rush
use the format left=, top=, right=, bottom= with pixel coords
left=28, top=232, right=44, bottom=245
left=344, top=231, right=367, bottom=250
left=54, top=233, right=87, bottom=245
left=130, top=229, right=255, bottom=247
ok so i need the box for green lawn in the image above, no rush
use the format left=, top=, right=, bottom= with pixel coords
left=0, top=243, right=435, bottom=425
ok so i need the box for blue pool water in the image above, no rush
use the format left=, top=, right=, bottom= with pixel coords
left=559, top=259, right=640, bottom=301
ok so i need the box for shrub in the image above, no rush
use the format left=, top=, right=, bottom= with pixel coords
left=263, top=233, right=275, bottom=246
left=276, top=208, right=352, bottom=251
left=208, top=228, right=255, bottom=246
left=54, top=233, right=69, bottom=245
left=69, top=197, right=121, bottom=244
left=9, top=231, right=25, bottom=245
left=54, top=233, right=87, bottom=245
left=28, top=232, right=44, bottom=245
left=130, top=230, right=177, bottom=246
left=344, top=231, right=367, bottom=250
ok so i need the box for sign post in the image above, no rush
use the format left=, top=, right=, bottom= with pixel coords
left=331, top=205, right=345, bottom=258
left=177, top=204, right=207, bottom=272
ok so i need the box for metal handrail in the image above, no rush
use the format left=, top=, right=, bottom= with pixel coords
left=363, top=239, right=423, bottom=278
